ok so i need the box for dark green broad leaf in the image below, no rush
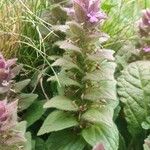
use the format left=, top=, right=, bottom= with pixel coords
left=46, top=130, right=86, bottom=150
left=81, top=106, right=113, bottom=126
left=37, top=110, right=78, bottom=135
left=44, top=96, right=78, bottom=111
left=47, top=71, right=81, bottom=87
left=24, top=101, right=46, bottom=127
left=18, top=93, right=38, bottom=111
left=14, top=79, right=31, bottom=93
left=118, top=61, right=150, bottom=135
left=144, top=135, right=150, bottom=150
left=35, top=138, right=46, bottom=150
left=82, top=124, right=119, bottom=150
left=55, top=40, right=81, bottom=53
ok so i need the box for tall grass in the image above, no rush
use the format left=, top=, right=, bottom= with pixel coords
left=0, top=0, right=150, bottom=64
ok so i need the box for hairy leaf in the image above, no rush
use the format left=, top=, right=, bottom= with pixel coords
left=81, top=106, right=113, bottom=126
left=18, top=93, right=38, bottom=111
left=37, top=110, right=78, bottom=135
left=82, top=124, right=119, bottom=150
left=24, top=101, right=46, bottom=127
left=144, top=135, right=150, bottom=150
left=14, top=79, right=31, bottom=93
left=48, top=71, right=81, bottom=87
left=55, top=40, right=81, bottom=53
left=46, top=130, right=86, bottom=150
left=118, top=61, right=150, bottom=135
left=44, top=96, right=78, bottom=111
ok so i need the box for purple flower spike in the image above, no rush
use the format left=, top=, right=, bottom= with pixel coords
left=139, top=9, right=150, bottom=36
left=0, top=53, right=17, bottom=86
left=0, top=100, right=18, bottom=131
left=73, top=0, right=106, bottom=25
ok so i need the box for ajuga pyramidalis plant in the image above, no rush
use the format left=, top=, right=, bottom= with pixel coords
left=118, top=8, right=150, bottom=150
left=0, top=53, right=38, bottom=150
left=38, top=0, right=119, bottom=149
left=0, top=53, right=26, bottom=149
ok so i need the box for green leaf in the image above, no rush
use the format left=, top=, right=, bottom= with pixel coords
left=35, top=138, right=46, bottom=150
left=118, top=61, right=150, bottom=135
left=87, top=50, right=115, bottom=62
left=24, top=101, right=46, bottom=127
left=15, top=121, right=27, bottom=135
left=37, top=110, right=79, bottom=135
left=82, top=124, right=119, bottom=150
left=14, top=79, right=31, bottom=93
left=81, top=106, right=113, bottom=126
left=84, top=80, right=116, bottom=102
left=68, top=21, right=85, bottom=37
left=52, top=58, right=81, bottom=71
left=55, top=40, right=81, bottom=53
left=144, top=135, right=150, bottom=150
left=83, top=62, right=116, bottom=81
left=48, top=71, right=81, bottom=87
left=24, top=132, right=32, bottom=150
left=44, top=96, right=78, bottom=111
left=142, top=116, right=150, bottom=130
left=18, top=93, right=38, bottom=111
left=46, top=130, right=86, bottom=150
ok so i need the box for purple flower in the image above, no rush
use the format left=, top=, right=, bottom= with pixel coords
left=139, top=9, right=150, bottom=36
left=143, top=47, right=150, bottom=52
left=0, top=53, right=17, bottom=86
left=73, top=0, right=106, bottom=25
left=0, top=100, right=18, bottom=131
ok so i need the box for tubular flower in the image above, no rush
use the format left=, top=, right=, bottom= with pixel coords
left=73, top=0, right=106, bottom=25
left=0, top=53, right=17, bottom=84
left=139, top=9, right=150, bottom=36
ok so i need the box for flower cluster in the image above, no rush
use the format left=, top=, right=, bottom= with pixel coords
left=72, top=0, right=106, bottom=26
left=0, top=53, right=26, bottom=149
left=0, top=53, right=17, bottom=93
left=0, top=99, right=25, bottom=146
left=139, top=9, right=150, bottom=37
left=0, top=100, right=17, bottom=131
left=138, top=9, right=150, bottom=52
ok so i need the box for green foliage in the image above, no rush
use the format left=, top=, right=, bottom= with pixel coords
left=46, top=130, right=86, bottom=150
left=118, top=61, right=150, bottom=135
left=38, top=110, right=79, bottom=135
